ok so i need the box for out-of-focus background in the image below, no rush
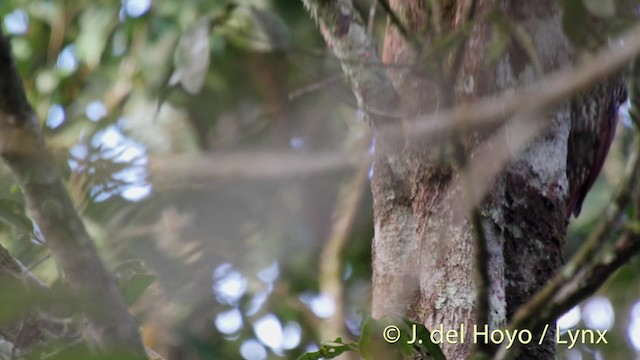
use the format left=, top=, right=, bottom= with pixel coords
left=0, top=1, right=638, bottom=359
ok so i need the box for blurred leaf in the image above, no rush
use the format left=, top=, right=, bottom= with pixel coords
left=405, top=319, right=446, bottom=360
left=222, top=5, right=290, bottom=52
left=171, top=17, right=212, bottom=95
left=296, top=337, right=358, bottom=360
left=76, top=6, right=117, bottom=70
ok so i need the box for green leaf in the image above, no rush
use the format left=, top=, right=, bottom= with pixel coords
left=403, top=319, right=447, bottom=360
left=296, top=338, right=358, bottom=360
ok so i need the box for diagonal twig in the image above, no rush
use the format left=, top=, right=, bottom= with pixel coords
left=381, top=22, right=640, bottom=142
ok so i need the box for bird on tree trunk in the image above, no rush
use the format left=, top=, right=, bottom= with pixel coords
left=566, top=76, right=627, bottom=217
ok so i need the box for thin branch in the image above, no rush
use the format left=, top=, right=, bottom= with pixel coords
left=0, top=30, right=146, bottom=358
left=318, top=131, right=371, bottom=347
left=147, top=151, right=368, bottom=184
left=27, top=252, right=52, bottom=271
left=381, top=22, right=640, bottom=141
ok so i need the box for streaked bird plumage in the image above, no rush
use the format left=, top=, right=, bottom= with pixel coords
left=566, top=76, right=627, bottom=217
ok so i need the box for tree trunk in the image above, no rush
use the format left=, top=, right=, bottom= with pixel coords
left=372, top=1, right=570, bottom=359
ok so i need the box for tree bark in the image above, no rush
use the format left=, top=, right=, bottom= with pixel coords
left=372, top=1, right=570, bottom=359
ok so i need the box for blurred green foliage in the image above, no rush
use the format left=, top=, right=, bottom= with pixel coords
left=0, top=0, right=639, bottom=359
left=0, top=0, right=371, bottom=359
